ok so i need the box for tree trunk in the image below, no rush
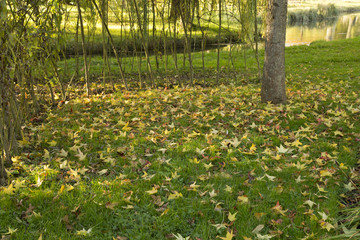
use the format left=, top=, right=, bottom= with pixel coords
left=216, top=0, right=221, bottom=84
left=0, top=81, right=9, bottom=186
left=0, top=54, right=10, bottom=187
left=77, top=0, right=91, bottom=96
left=178, top=0, right=194, bottom=86
left=92, top=0, right=128, bottom=90
left=254, top=0, right=261, bottom=80
left=151, top=0, right=159, bottom=70
left=261, top=0, right=287, bottom=104
left=132, top=0, right=155, bottom=87
left=0, top=0, right=8, bottom=186
left=101, top=0, right=109, bottom=92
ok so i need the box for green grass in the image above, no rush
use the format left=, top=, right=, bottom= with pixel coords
left=59, top=36, right=360, bottom=90
left=1, top=37, right=360, bottom=239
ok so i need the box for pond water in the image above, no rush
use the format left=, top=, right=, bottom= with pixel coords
left=286, top=13, right=360, bottom=46
left=216, top=12, right=360, bottom=53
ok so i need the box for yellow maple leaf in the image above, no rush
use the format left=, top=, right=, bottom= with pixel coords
left=292, top=139, right=302, bottom=147
left=224, top=185, right=232, bottom=193
left=320, top=221, right=334, bottom=232
left=293, top=161, right=306, bottom=170
left=204, top=163, right=213, bottom=170
left=48, top=140, right=57, bottom=147
left=43, top=149, right=50, bottom=159
left=339, top=163, right=348, bottom=170
left=75, top=149, right=86, bottom=161
left=59, top=184, right=65, bottom=194
left=146, top=187, right=158, bottom=195
left=98, top=169, right=108, bottom=175
left=168, top=191, right=183, bottom=200
left=189, top=181, right=200, bottom=190
left=320, top=169, right=332, bottom=177
left=13, top=180, right=26, bottom=189
left=228, top=212, right=237, bottom=222
left=104, top=157, right=116, bottom=166
left=209, top=189, right=218, bottom=198
left=271, top=201, right=288, bottom=216
left=334, top=130, right=343, bottom=136
left=122, top=122, right=132, bottom=131
left=78, top=167, right=88, bottom=175
left=317, top=184, right=328, bottom=193
left=18, top=137, right=30, bottom=147
left=249, top=144, right=257, bottom=153
left=275, top=185, right=283, bottom=193
left=342, top=146, right=351, bottom=152
left=273, top=154, right=281, bottom=160
left=59, top=149, right=68, bottom=157
left=76, top=228, right=92, bottom=236
left=65, top=184, right=74, bottom=192
left=189, top=158, right=200, bottom=164
left=5, top=227, right=17, bottom=235
left=237, top=195, right=249, bottom=204
left=231, top=137, right=241, bottom=148
left=2, top=183, right=15, bottom=195
left=252, top=224, right=264, bottom=234
left=160, top=208, right=169, bottom=216
left=277, top=144, right=288, bottom=154
left=219, top=229, right=234, bottom=240
left=299, top=145, right=310, bottom=151
left=105, top=202, right=119, bottom=210
left=171, top=171, right=180, bottom=179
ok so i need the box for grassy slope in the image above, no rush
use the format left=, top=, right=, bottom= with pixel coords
left=0, top=38, right=359, bottom=239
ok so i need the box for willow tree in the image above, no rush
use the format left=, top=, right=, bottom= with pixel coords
left=92, top=0, right=128, bottom=90
left=216, top=0, right=222, bottom=84
left=0, top=0, right=8, bottom=183
left=101, top=0, right=112, bottom=91
left=170, top=0, right=199, bottom=86
left=261, top=0, right=287, bottom=104
left=77, top=0, right=91, bottom=96
left=131, top=0, right=155, bottom=87
left=1, top=0, right=20, bottom=185
left=0, top=0, right=65, bottom=185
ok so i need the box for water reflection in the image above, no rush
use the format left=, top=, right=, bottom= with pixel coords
left=200, top=13, right=360, bottom=53
left=286, top=13, right=360, bottom=46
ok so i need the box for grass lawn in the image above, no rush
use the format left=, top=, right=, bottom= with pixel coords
left=0, top=37, right=359, bottom=239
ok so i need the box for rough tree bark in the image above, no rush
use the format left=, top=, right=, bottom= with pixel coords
left=0, top=0, right=8, bottom=186
left=76, top=0, right=91, bottom=96
left=216, top=0, right=221, bottom=84
left=0, top=79, right=9, bottom=186
left=261, top=0, right=287, bottom=104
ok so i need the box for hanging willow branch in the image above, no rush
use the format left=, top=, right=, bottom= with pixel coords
left=130, top=0, right=155, bottom=87
left=91, top=0, right=129, bottom=90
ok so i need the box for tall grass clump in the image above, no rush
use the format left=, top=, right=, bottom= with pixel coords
left=288, top=4, right=339, bottom=25
left=317, top=3, right=338, bottom=20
